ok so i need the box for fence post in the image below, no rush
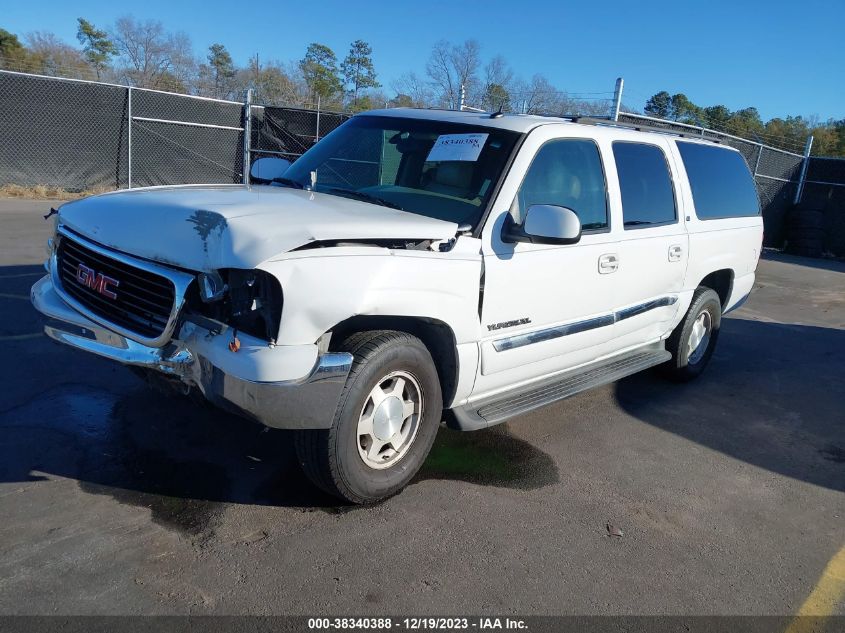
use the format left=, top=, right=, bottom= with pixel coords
left=793, top=135, right=814, bottom=205
left=610, top=77, right=624, bottom=121
left=242, top=88, right=253, bottom=185
left=753, top=143, right=763, bottom=177
left=315, top=95, right=321, bottom=143
left=127, top=86, right=132, bottom=189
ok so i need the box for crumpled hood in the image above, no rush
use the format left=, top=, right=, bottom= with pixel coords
left=58, top=184, right=459, bottom=271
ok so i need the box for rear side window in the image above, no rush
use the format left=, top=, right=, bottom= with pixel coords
left=612, top=142, right=677, bottom=228
left=677, top=142, right=761, bottom=219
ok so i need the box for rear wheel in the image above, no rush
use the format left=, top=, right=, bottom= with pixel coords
left=295, top=331, right=442, bottom=504
left=659, top=287, right=722, bottom=382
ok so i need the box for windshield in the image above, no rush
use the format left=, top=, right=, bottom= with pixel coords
left=282, top=115, right=522, bottom=228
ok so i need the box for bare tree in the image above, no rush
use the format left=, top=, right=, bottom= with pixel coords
left=425, top=39, right=481, bottom=109
left=511, top=74, right=567, bottom=114
left=237, top=55, right=308, bottom=106
left=480, top=55, right=513, bottom=110
left=391, top=71, right=434, bottom=108
left=26, top=31, right=92, bottom=79
left=111, top=16, right=195, bottom=92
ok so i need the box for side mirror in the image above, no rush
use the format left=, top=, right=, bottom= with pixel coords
left=502, top=204, right=581, bottom=245
left=250, top=157, right=291, bottom=184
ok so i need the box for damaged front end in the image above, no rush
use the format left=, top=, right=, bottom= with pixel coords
left=32, top=226, right=352, bottom=430
left=186, top=268, right=284, bottom=344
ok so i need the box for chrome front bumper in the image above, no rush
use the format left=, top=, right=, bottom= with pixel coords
left=31, top=275, right=353, bottom=430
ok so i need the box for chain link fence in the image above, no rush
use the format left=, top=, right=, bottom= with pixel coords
left=0, top=69, right=246, bottom=190
left=129, top=88, right=245, bottom=187
left=250, top=105, right=349, bottom=160
left=0, top=71, right=130, bottom=190
left=2, top=69, right=843, bottom=255
left=0, top=70, right=350, bottom=192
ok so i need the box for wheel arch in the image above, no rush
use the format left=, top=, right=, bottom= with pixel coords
left=326, top=315, right=460, bottom=408
left=697, top=268, right=734, bottom=310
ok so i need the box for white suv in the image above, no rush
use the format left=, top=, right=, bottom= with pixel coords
left=32, top=109, right=763, bottom=503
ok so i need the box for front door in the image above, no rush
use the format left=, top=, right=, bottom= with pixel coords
left=473, top=128, right=622, bottom=399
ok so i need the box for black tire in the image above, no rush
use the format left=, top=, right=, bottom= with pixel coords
left=295, top=331, right=442, bottom=504
left=659, top=287, right=722, bottom=382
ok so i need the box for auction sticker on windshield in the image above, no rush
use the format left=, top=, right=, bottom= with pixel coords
left=426, top=133, right=489, bottom=162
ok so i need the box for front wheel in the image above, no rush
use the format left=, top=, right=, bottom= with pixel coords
left=659, top=287, right=722, bottom=382
left=295, top=331, right=442, bottom=504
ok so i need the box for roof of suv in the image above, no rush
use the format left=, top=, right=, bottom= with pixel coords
left=358, top=108, right=730, bottom=149
left=359, top=108, right=559, bottom=133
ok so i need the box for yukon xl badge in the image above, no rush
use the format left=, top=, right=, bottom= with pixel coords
left=75, top=263, right=120, bottom=300
left=487, top=317, right=531, bottom=332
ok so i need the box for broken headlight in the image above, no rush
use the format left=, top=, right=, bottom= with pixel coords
left=187, top=269, right=283, bottom=342
left=197, top=271, right=227, bottom=302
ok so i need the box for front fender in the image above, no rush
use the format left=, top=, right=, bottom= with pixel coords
left=259, top=245, right=483, bottom=346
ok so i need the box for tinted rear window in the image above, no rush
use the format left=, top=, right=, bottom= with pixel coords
left=677, top=142, right=760, bottom=219
left=612, top=142, right=677, bottom=228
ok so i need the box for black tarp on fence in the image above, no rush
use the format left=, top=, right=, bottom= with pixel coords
left=250, top=105, right=350, bottom=160
left=0, top=70, right=245, bottom=190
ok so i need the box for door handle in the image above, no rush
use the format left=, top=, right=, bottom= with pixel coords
left=668, top=244, right=683, bottom=262
left=598, top=253, right=619, bottom=274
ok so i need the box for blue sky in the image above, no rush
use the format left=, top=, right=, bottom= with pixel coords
left=3, top=0, right=843, bottom=121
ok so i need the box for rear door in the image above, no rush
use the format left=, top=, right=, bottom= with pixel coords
left=606, top=138, right=689, bottom=350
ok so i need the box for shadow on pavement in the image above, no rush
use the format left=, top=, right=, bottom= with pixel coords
left=0, top=263, right=556, bottom=532
left=0, top=383, right=558, bottom=534
left=762, top=250, right=845, bottom=273
left=5, top=261, right=840, bottom=534
left=615, top=317, right=845, bottom=493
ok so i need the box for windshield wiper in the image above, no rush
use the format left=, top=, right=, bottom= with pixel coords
left=326, top=188, right=404, bottom=210
left=270, top=176, right=305, bottom=189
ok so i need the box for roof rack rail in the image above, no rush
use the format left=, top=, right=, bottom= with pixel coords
left=564, top=116, right=722, bottom=143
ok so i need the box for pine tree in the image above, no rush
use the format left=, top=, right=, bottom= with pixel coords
left=341, top=40, right=379, bottom=111
left=76, top=18, right=116, bottom=79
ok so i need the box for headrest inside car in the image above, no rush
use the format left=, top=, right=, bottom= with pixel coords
left=432, top=162, right=473, bottom=189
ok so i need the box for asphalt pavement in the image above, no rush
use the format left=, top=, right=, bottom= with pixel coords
left=0, top=198, right=842, bottom=616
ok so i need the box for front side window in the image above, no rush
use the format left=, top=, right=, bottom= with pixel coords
left=282, top=115, right=522, bottom=229
left=676, top=141, right=760, bottom=219
left=513, top=139, right=609, bottom=230
left=612, top=142, right=677, bottom=228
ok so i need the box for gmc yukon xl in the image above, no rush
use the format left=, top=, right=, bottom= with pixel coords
left=32, top=109, right=763, bottom=503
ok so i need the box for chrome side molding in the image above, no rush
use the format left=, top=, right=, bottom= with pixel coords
left=493, top=315, right=615, bottom=352
left=492, top=295, right=678, bottom=352
left=614, top=295, right=678, bottom=322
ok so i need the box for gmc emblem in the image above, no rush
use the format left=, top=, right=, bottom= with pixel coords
left=75, top=263, right=119, bottom=300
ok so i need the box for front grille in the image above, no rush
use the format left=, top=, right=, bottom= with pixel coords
left=57, top=234, right=176, bottom=339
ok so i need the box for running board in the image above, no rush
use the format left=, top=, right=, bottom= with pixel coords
left=449, top=346, right=671, bottom=430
